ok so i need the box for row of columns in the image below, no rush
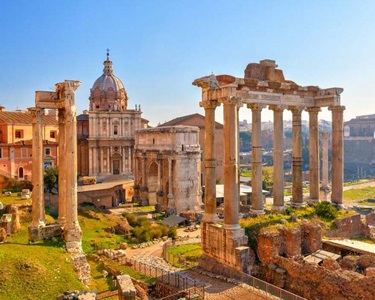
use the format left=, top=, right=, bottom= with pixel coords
left=201, top=98, right=345, bottom=228
left=88, top=145, right=132, bottom=175
left=29, top=104, right=81, bottom=234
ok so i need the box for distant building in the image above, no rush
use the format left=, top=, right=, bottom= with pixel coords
left=77, top=52, right=148, bottom=177
left=344, top=114, right=375, bottom=179
left=0, top=107, right=58, bottom=181
left=159, top=113, right=224, bottom=184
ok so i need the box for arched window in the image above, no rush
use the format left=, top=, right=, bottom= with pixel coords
left=18, top=167, right=24, bottom=179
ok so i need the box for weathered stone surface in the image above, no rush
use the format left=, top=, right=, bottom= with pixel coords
left=71, top=253, right=91, bottom=286
left=365, top=267, right=375, bottom=276
left=258, top=228, right=282, bottom=264
left=365, top=212, right=375, bottom=226
left=117, top=274, right=136, bottom=299
left=322, top=259, right=341, bottom=271
left=0, top=227, right=7, bottom=242
left=325, top=214, right=367, bottom=238
left=301, top=220, right=322, bottom=254
left=28, top=223, right=62, bottom=242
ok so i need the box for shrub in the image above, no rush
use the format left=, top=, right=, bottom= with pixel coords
left=315, top=201, right=338, bottom=221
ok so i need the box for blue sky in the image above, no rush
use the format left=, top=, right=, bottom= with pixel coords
left=1, top=0, right=374, bottom=126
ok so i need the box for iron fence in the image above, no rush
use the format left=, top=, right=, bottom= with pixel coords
left=117, top=256, right=205, bottom=299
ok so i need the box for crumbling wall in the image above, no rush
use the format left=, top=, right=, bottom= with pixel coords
left=269, top=256, right=375, bottom=300
left=325, top=214, right=367, bottom=238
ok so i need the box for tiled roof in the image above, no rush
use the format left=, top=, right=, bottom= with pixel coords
left=0, top=111, right=58, bottom=126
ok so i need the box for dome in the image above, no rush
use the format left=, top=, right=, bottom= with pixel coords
left=90, top=51, right=128, bottom=111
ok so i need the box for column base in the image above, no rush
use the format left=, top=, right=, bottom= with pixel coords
left=271, top=205, right=285, bottom=212
left=30, top=221, right=46, bottom=228
left=223, top=223, right=241, bottom=230
left=249, top=209, right=265, bottom=216
left=332, top=202, right=345, bottom=210
left=290, top=202, right=304, bottom=208
left=203, top=212, right=220, bottom=223
left=308, top=198, right=319, bottom=205
left=57, top=217, right=66, bottom=226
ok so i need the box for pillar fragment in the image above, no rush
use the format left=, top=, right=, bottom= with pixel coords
left=329, top=105, right=345, bottom=207
left=29, top=107, right=46, bottom=228
left=269, top=105, right=285, bottom=211
left=248, top=103, right=266, bottom=215
left=307, top=107, right=321, bottom=204
left=222, top=97, right=241, bottom=229
left=200, top=100, right=220, bottom=223
left=288, top=106, right=305, bottom=208
left=57, top=108, right=66, bottom=226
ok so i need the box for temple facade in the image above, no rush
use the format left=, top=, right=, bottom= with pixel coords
left=77, top=52, right=148, bottom=177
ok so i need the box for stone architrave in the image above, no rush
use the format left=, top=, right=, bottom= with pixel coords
left=248, top=103, right=266, bottom=215
left=269, top=105, right=285, bottom=211
left=200, top=100, right=220, bottom=223
left=288, top=106, right=305, bottom=208
left=222, top=97, right=241, bottom=229
left=307, top=107, right=321, bottom=204
left=29, top=107, right=46, bottom=228
left=329, top=105, right=345, bottom=207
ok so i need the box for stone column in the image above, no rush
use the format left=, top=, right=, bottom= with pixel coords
left=329, top=105, right=345, bottom=207
left=248, top=103, right=266, bottom=215
left=57, top=108, right=66, bottom=226
left=157, top=153, right=162, bottom=191
left=29, top=107, right=45, bottom=228
left=62, top=81, right=82, bottom=251
left=307, top=107, right=321, bottom=204
left=167, top=158, right=174, bottom=212
left=269, top=105, right=285, bottom=211
left=288, top=106, right=305, bottom=207
left=322, top=132, right=329, bottom=188
left=142, top=153, right=147, bottom=187
left=199, top=100, right=220, bottom=222
left=222, top=97, right=240, bottom=229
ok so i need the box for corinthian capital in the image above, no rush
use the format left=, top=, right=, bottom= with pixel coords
left=247, top=103, right=266, bottom=111
left=288, top=105, right=305, bottom=115
left=199, top=100, right=220, bottom=110
left=306, top=107, right=321, bottom=114
left=269, top=105, right=286, bottom=112
left=328, top=105, right=346, bottom=112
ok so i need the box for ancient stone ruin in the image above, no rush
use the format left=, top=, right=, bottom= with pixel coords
left=193, top=59, right=345, bottom=273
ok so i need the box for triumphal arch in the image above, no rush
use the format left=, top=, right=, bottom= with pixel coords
left=28, top=80, right=82, bottom=252
left=193, top=59, right=344, bottom=272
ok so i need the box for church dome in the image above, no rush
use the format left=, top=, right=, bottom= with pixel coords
left=90, top=51, right=128, bottom=111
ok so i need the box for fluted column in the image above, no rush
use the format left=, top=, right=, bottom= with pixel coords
left=288, top=106, right=305, bottom=207
left=167, top=158, right=175, bottom=211
left=307, top=107, right=321, bottom=204
left=329, top=105, right=345, bottom=207
left=248, top=103, right=266, bottom=215
left=29, top=107, right=45, bottom=228
left=142, top=153, right=147, bottom=187
left=269, top=105, right=285, bottom=211
left=223, top=97, right=240, bottom=229
left=57, top=108, right=66, bottom=226
left=199, top=100, right=220, bottom=222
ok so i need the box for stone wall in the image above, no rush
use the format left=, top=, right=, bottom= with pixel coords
left=324, top=214, right=367, bottom=238
left=28, top=223, right=62, bottom=242
left=264, top=256, right=375, bottom=300
left=257, top=221, right=322, bottom=264
left=200, top=222, right=250, bottom=272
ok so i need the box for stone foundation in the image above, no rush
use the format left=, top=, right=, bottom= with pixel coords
left=325, top=214, right=367, bottom=238
left=28, top=223, right=62, bottom=242
left=71, top=253, right=91, bottom=286
left=200, top=222, right=250, bottom=272
left=117, top=275, right=136, bottom=300
left=64, top=226, right=83, bottom=253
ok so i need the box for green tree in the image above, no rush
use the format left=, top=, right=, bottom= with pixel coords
left=44, top=166, right=58, bottom=193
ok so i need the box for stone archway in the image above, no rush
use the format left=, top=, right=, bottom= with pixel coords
left=147, top=161, right=158, bottom=205
left=18, top=167, right=24, bottom=179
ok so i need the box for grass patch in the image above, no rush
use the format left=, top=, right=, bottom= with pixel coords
left=0, top=227, right=84, bottom=300
left=343, top=187, right=375, bottom=202
left=166, top=243, right=202, bottom=269
left=343, top=179, right=375, bottom=187
left=0, top=194, right=31, bottom=205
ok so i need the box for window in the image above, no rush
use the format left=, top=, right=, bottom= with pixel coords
left=21, top=148, right=28, bottom=158
left=0, top=148, right=2, bottom=158
left=114, top=125, right=118, bottom=135
left=50, top=131, right=57, bottom=138
left=15, top=130, right=23, bottom=139
left=45, top=147, right=51, bottom=155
